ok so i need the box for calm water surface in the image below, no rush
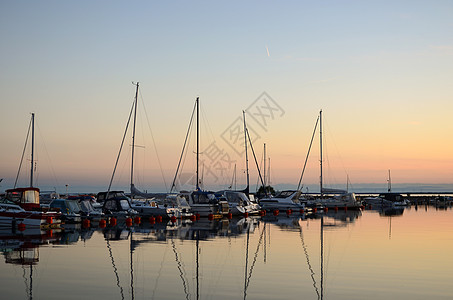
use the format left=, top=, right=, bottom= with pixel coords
left=1, top=205, right=453, bottom=300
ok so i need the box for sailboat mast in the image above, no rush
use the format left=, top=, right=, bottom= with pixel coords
left=387, top=169, right=391, bottom=192
left=196, top=97, right=200, bottom=190
left=263, top=143, right=266, bottom=187
left=319, top=110, right=323, bottom=197
left=243, top=111, right=250, bottom=194
left=30, top=113, right=35, bottom=187
left=130, top=82, right=139, bottom=190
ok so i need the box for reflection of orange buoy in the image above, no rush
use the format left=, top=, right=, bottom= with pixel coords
left=83, top=219, right=91, bottom=228
left=208, top=214, right=214, bottom=220
left=227, top=212, right=233, bottom=219
left=110, top=218, right=117, bottom=226
left=99, top=219, right=107, bottom=228
left=18, top=222, right=26, bottom=231
left=156, top=215, right=163, bottom=223
left=46, top=216, right=53, bottom=224
left=273, top=209, right=279, bottom=216
left=243, top=212, right=249, bottom=218
left=170, top=215, right=177, bottom=222
left=134, top=216, right=141, bottom=224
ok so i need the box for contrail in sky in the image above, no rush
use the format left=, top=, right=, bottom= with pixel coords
left=266, top=45, right=270, bottom=57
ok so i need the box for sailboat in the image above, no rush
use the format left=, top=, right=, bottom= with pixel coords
left=171, top=97, right=229, bottom=217
left=216, top=111, right=261, bottom=216
left=305, top=110, right=362, bottom=210
left=1, top=113, right=62, bottom=228
left=378, top=170, right=410, bottom=206
left=98, top=83, right=176, bottom=219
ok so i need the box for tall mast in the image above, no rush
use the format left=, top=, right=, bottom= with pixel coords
left=130, top=82, right=139, bottom=190
left=319, top=110, right=323, bottom=197
left=30, top=113, right=35, bottom=187
left=387, top=169, right=391, bottom=192
left=263, top=143, right=266, bottom=187
left=243, top=111, right=250, bottom=194
left=196, top=97, right=200, bottom=190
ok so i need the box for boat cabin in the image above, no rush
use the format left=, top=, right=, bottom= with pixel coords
left=5, top=187, right=40, bottom=211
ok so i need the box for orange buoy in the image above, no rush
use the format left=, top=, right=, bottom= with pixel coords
left=195, top=213, right=201, bottom=220
left=208, top=214, right=214, bottom=220
left=344, top=206, right=348, bottom=211
left=83, top=219, right=91, bottom=228
left=190, top=215, right=196, bottom=221
left=110, top=217, right=117, bottom=226
left=324, top=207, right=328, bottom=212
left=243, top=212, right=249, bottom=218
left=259, top=210, right=266, bottom=217
left=273, top=209, right=279, bottom=216
left=227, top=212, right=233, bottom=219
left=134, top=216, right=141, bottom=224
left=149, top=216, right=156, bottom=224
left=156, top=215, right=163, bottom=223
left=18, top=222, right=26, bottom=231
left=313, top=207, right=317, bottom=213
left=334, top=206, right=338, bottom=212
left=286, top=209, right=292, bottom=215
left=300, top=208, right=305, bottom=214
left=170, top=215, right=177, bottom=222
left=126, top=217, right=133, bottom=227
left=99, top=219, right=107, bottom=228
left=46, top=216, right=53, bottom=224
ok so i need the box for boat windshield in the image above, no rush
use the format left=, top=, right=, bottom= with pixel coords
left=79, top=201, right=94, bottom=212
left=23, top=190, right=40, bottom=204
left=225, top=192, right=247, bottom=204
left=67, top=200, right=81, bottom=213
left=192, top=192, right=215, bottom=204
left=120, top=199, right=131, bottom=210
left=276, top=191, right=295, bottom=198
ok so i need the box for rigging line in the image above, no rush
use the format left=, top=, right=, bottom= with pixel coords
left=140, top=91, right=169, bottom=192
left=15, top=115, right=32, bottom=188
left=299, top=224, right=320, bottom=299
left=243, top=227, right=250, bottom=300
left=36, top=121, right=60, bottom=189
left=171, top=237, right=191, bottom=300
left=170, top=100, right=197, bottom=193
left=151, top=241, right=170, bottom=300
left=107, top=239, right=125, bottom=300
left=246, top=128, right=267, bottom=197
left=297, top=116, right=320, bottom=192
left=245, top=220, right=266, bottom=292
left=107, top=98, right=135, bottom=193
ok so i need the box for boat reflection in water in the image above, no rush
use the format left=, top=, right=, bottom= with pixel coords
left=0, top=227, right=62, bottom=300
left=3, top=205, right=453, bottom=300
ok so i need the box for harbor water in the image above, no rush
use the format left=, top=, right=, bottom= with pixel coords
left=1, top=205, right=453, bottom=299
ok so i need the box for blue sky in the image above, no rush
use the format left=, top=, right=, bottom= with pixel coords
left=1, top=1, right=453, bottom=193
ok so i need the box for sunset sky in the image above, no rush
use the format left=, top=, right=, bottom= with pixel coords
left=1, top=1, right=452, bottom=193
